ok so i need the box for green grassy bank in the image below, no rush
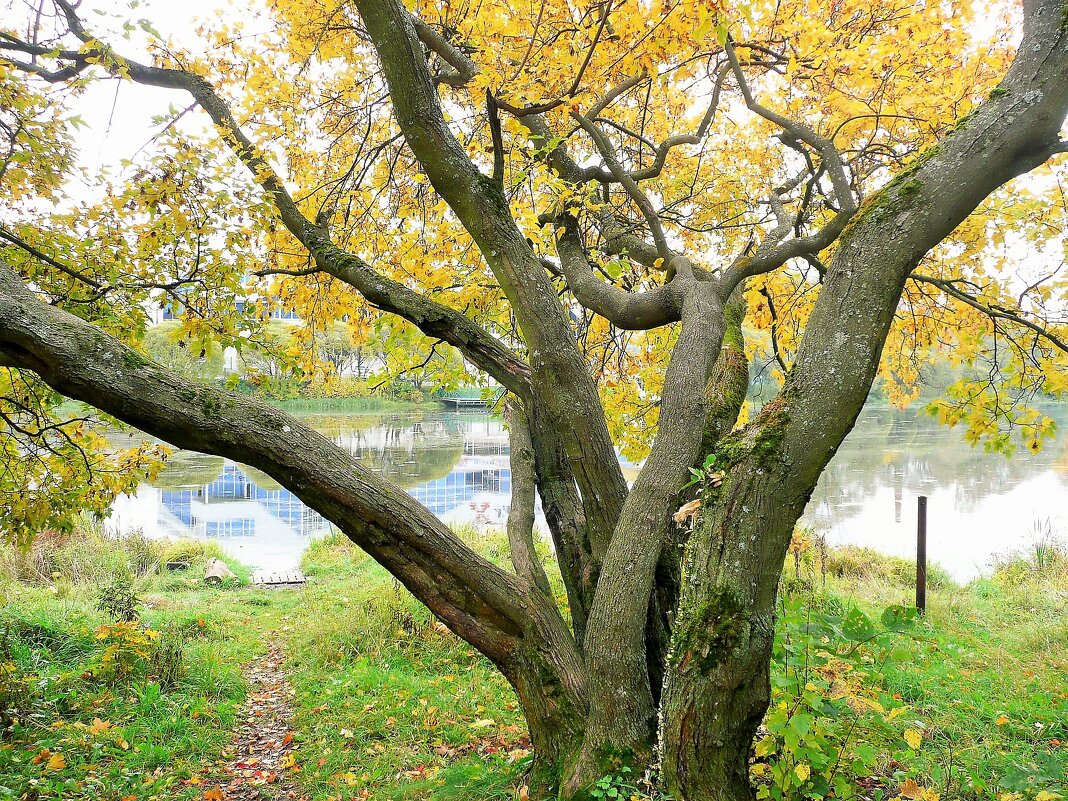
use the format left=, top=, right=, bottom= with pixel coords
left=1, top=525, right=1064, bottom=801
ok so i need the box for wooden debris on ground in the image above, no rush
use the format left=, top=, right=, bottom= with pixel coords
left=204, top=558, right=238, bottom=585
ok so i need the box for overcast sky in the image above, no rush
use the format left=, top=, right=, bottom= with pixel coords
left=66, top=0, right=250, bottom=175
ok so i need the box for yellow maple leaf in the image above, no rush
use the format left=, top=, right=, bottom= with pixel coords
left=900, top=778, right=925, bottom=799
left=1035, top=792, right=1062, bottom=801
left=794, top=763, right=811, bottom=782
left=88, top=717, right=111, bottom=735
left=904, top=728, right=923, bottom=749
left=45, top=752, right=66, bottom=771
left=995, top=715, right=1009, bottom=725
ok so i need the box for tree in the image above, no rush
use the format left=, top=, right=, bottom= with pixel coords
left=142, top=320, right=226, bottom=381
left=1, top=0, right=1067, bottom=797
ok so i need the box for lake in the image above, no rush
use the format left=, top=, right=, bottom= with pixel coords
left=107, top=405, right=1068, bottom=582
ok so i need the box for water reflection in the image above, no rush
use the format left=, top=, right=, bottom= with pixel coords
left=107, top=405, right=1068, bottom=581
left=804, top=404, right=1068, bottom=581
left=108, top=412, right=512, bottom=573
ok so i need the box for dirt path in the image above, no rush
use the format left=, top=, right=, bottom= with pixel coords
left=210, top=643, right=306, bottom=800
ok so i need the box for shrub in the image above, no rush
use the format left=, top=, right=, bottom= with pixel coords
left=92, top=621, right=160, bottom=685
left=0, top=627, right=35, bottom=738
left=96, top=577, right=140, bottom=622
left=753, top=597, right=926, bottom=800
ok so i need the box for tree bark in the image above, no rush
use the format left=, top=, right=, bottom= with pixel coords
left=646, top=289, right=750, bottom=708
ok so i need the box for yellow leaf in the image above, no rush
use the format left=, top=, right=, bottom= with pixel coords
left=88, top=717, right=111, bottom=735
left=754, top=736, right=776, bottom=757
left=46, top=753, right=66, bottom=771
left=900, top=778, right=925, bottom=799
left=794, top=763, right=811, bottom=782
left=1035, top=793, right=1062, bottom=801
left=904, top=728, right=923, bottom=749
left=995, top=715, right=1009, bottom=725
left=885, top=706, right=909, bottom=722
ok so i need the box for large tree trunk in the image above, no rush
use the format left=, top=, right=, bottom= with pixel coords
left=660, top=404, right=800, bottom=801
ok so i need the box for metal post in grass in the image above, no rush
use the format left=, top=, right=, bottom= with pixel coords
left=916, top=496, right=928, bottom=615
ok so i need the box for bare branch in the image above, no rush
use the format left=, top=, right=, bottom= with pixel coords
left=724, top=37, right=856, bottom=215
left=571, top=112, right=673, bottom=262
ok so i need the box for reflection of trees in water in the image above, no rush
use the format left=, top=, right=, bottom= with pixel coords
left=154, top=452, right=226, bottom=490
left=810, top=404, right=1068, bottom=524
left=311, top=414, right=489, bottom=489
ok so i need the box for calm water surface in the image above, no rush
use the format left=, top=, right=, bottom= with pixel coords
left=107, top=406, right=1068, bottom=581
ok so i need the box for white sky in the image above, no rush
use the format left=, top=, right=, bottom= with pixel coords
left=64, top=0, right=247, bottom=175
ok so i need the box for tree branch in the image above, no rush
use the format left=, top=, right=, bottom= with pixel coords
left=724, top=36, right=856, bottom=215
left=571, top=111, right=673, bottom=262
left=554, top=215, right=681, bottom=329
left=504, top=400, right=553, bottom=597
left=912, top=272, right=1068, bottom=355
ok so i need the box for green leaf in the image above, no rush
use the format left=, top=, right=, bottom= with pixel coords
left=841, top=608, right=877, bottom=642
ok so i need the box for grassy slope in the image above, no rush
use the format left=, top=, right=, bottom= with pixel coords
left=2, top=531, right=1064, bottom=801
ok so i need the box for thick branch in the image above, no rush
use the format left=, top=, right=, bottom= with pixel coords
left=504, top=400, right=553, bottom=598
left=354, top=0, right=629, bottom=553
left=0, top=260, right=553, bottom=666
left=554, top=216, right=681, bottom=329
left=412, top=16, right=477, bottom=86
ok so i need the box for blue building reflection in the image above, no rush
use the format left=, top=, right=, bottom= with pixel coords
left=159, top=463, right=328, bottom=537
left=407, top=465, right=511, bottom=516
left=157, top=441, right=513, bottom=538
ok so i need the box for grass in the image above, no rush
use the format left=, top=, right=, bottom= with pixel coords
left=2, top=524, right=1065, bottom=801
left=780, top=531, right=1068, bottom=801
left=283, top=531, right=529, bottom=801
left=0, top=527, right=274, bottom=800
